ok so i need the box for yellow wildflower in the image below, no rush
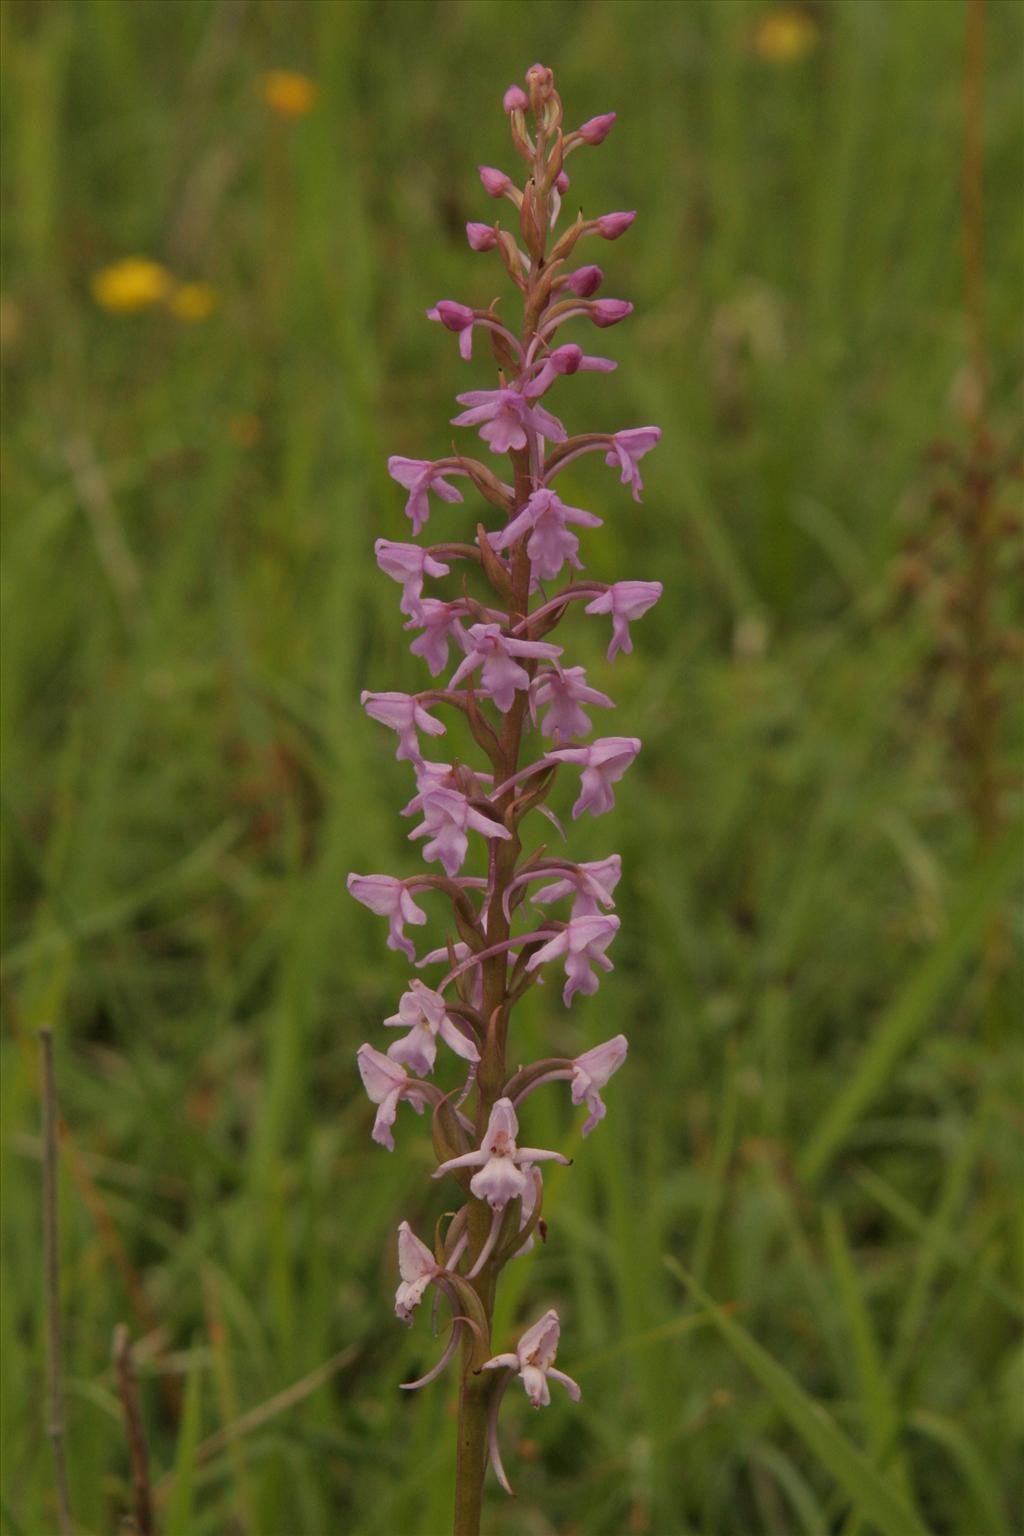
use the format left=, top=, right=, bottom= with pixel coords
left=753, top=7, right=819, bottom=64
left=168, top=282, right=218, bottom=323
left=260, top=70, right=318, bottom=119
left=91, top=257, right=172, bottom=313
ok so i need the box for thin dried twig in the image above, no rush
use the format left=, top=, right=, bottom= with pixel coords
left=113, top=1325, right=155, bottom=1536
left=40, top=1027, right=75, bottom=1536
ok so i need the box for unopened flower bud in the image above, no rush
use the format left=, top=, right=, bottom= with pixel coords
left=555, top=170, right=570, bottom=193
left=466, top=221, right=498, bottom=251
left=480, top=165, right=513, bottom=197
left=526, top=63, right=554, bottom=115
left=566, top=264, right=603, bottom=297
left=503, top=84, right=528, bottom=113
left=428, top=300, right=474, bottom=332
left=594, top=210, right=636, bottom=240
left=578, top=112, right=616, bottom=145
left=549, top=343, right=583, bottom=374
left=590, top=298, right=634, bottom=327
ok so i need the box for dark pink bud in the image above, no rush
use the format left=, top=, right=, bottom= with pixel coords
left=566, top=264, right=604, bottom=297
left=466, top=222, right=498, bottom=251
left=503, top=85, right=528, bottom=113
left=550, top=344, right=583, bottom=375
left=578, top=112, right=616, bottom=145
left=555, top=171, right=570, bottom=193
left=590, top=299, right=633, bottom=327
left=595, top=211, right=636, bottom=240
left=479, top=165, right=512, bottom=197
left=428, top=300, right=474, bottom=332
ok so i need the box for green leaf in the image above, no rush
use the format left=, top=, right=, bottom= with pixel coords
left=164, top=1349, right=203, bottom=1536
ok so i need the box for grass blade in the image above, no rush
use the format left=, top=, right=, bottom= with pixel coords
left=799, top=823, right=1021, bottom=1182
left=664, top=1258, right=930, bottom=1536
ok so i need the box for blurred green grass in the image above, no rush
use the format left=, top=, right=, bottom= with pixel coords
left=1, top=1, right=1022, bottom=1533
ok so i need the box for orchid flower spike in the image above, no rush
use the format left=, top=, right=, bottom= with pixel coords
left=348, top=62, right=661, bottom=1519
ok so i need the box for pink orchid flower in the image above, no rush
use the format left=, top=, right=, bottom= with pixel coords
left=434, top=1098, right=568, bottom=1210
left=603, top=427, right=661, bottom=501
left=360, top=691, right=446, bottom=765
left=532, top=854, right=622, bottom=916
left=548, top=736, right=641, bottom=818
left=584, top=580, right=663, bottom=659
left=525, top=342, right=616, bottom=400
left=451, top=388, right=566, bottom=455
left=346, top=874, right=428, bottom=962
left=570, top=1034, right=628, bottom=1134
left=408, top=784, right=511, bottom=877
left=481, top=1309, right=581, bottom=1407
left=385, top=979, right=480, bottom=1075
left=374, top=539, right=451, bottom=616
left=491, top=490, right=602, bottom=582
left=394, top=1221, right=442, bottom=1322
left=356, top=1044, right=431, bottom=1150
left=531, top=665, right=614, bottom=740
left=450, top=623, right=563, bottom=713
left=405, top=599, right=466, bottom=677
left=525, top=913, right=620, bottom=1005
left=387, top=456, right=465, bottom=534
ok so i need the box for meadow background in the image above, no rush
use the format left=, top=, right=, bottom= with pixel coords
left=2, top=1, right=1022, bottom=1533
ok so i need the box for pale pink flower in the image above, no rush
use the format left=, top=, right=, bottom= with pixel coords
left=584, top=580, right=663, bottom=659
left=450, top=623, right=563, bottom=713
left=408, top=784, right=511, bottom=877
left=503, top=85, right=528, bottom=113
left=360, top=690, right=446, bottom=764
left=387, top=456, right=464, bottom=534
left=356, top=1044, right=431, bottom=1150
left=481, top=1309, right=581, bottom=1407
left=405, top=599, right=465, bottom=677
left=532, top=666, right=613, bottom=740
left=548, top=736, right=641, bottom=818
left=451, top=388, right=566, bottom=455
left=570, top=1034, right=628, bottom=1134
left=434, top=1098, right=568, bottom=1210
left=346, top=874, right=428, bottom=961
left=394, top=1221, right=441, bottom=1322
left=525, top=913, right=620, bottom=1005
left=491, top=490, right=602, bottom=582
left=427, top=300, right=477, bottom=360
left=525, top=343, right=616, bottom=400
left=375, top=539, right=451, bottom=616
left=604, top=427, right=661, bottom=500
left=385, top=979, right=480, bottom=1075
left=532, top=854, right=622, bottom=916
